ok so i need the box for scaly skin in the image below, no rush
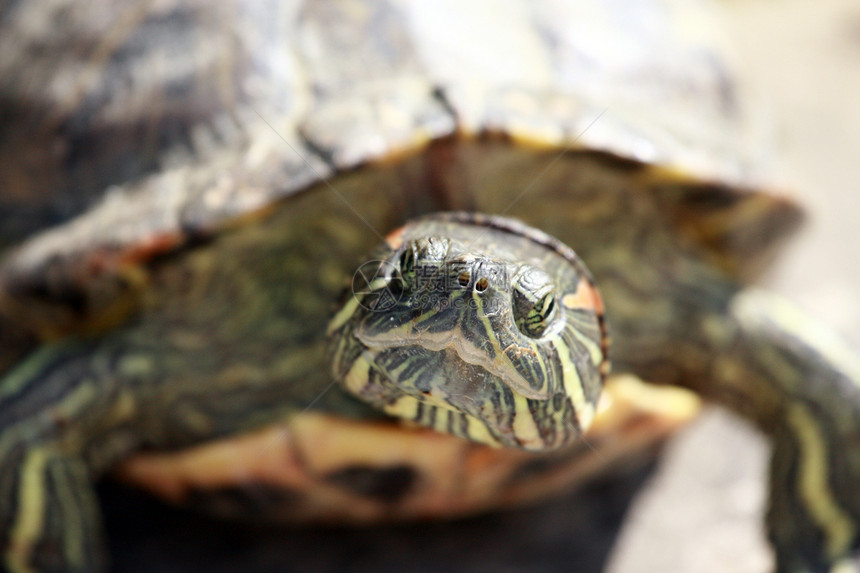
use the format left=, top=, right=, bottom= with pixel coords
left=0, top=187, right=393, bottom=572
left=723, top=292, right=860, bottom=572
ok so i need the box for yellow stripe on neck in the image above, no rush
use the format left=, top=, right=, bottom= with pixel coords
left=8, top=448, right=49, bottom=573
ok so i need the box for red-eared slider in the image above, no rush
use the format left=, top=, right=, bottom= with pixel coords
left=1, top=1, right=859, bottom=572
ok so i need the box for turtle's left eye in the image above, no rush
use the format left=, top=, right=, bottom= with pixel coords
left=513, top=288, right=558, bottom=338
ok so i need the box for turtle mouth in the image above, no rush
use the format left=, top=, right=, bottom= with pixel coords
left=340, top=342, right=564, bottom=451
left=352, top=309, right=578, bottom=451
left=355, top=324, right=549, bottom=401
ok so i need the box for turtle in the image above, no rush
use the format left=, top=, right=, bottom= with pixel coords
left=1, top=0, right=859, bottom=572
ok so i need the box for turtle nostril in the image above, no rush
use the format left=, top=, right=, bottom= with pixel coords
left=475, top=277, right=489, bottom=292
left=458, top=272, right=470, bottom=287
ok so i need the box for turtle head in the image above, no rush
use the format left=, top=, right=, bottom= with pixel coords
left=327, top=214, right=608, bottom=451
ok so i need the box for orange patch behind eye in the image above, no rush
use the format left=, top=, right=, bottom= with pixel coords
left=385, top=226, right=406, bottom=250
left=561, top=278, right=604, bottom=314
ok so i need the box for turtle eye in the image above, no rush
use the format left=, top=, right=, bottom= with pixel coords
left=513, top=290, right=557, bottom=338
left=511, top=267, right=558, bottom=338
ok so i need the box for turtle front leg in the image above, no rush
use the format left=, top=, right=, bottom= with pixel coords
left=1, top=444, right=107, bottom=573
left=704, top=289, right=860, bottom=572
left=0, top=341, right=132, bottom=573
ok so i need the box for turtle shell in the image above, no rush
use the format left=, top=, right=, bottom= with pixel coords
left=0, top=0, right=803, bottom=365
